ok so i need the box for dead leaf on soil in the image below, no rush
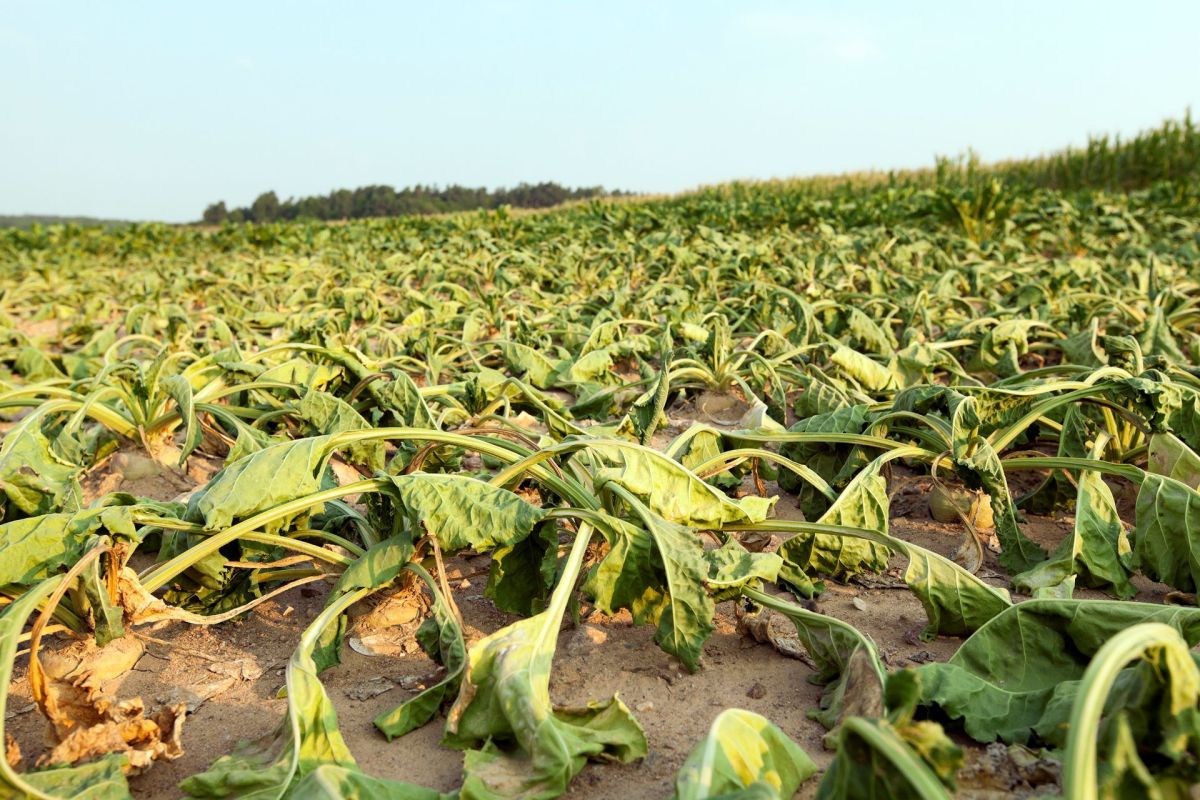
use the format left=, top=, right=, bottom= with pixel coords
left=208, top=657, right=264, bottom=682
left=41, top=700, right=185, bottom=772
left=156, top=678, right=236, bottom=714
left=346, top=582, right=429, bottom=657
left=30, top=635, right=187, bottom=773
left=735, top=603, right=812, bottom=666
left=344, top=676, right=396, bottom=701
left=958, top=741, right=1060, bottom=795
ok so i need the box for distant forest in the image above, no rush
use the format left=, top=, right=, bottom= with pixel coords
left=202, top=182, right=626, bottom=224
left=0, top=214, right=130, bottom=229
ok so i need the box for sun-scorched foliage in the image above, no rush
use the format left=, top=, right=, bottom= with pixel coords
left=1, top=118, right=1200, bottom=799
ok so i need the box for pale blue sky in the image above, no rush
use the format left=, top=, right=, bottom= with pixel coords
left=2, top=1, right=1198, bottom=222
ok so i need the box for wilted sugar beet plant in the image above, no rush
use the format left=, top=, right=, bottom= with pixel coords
left=1, top=117, right=1200, bottom=798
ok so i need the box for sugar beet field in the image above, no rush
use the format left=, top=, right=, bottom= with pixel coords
left=2, top=121, right=1200, bottom=799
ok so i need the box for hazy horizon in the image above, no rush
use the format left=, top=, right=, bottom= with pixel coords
left=3, top=0, right=1199, bottom=222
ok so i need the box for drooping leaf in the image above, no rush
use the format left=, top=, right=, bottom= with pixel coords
left=778, top=453, right=892, bottom=597
left=385, top=473, right=546, bottom=553
left=163, top=373, right=203, bottom=466
left=374, top=564, right=467, bottom=740
left=1132, top=471, right=1200, bottom=593
left=445, top=526, right=647, bottom=800
left=1147, top=432, right=1200, bottom=489
left=886, top=534, right=1013, bottom=640
left=1052, top=623, right=1200, bottom=796
left=0, top=505, right=137, bottom=588
left=371, top=369, right=438, bottom=429
left=667, top=423, right=742, bottom=490
left=627, top=339, right=672, bottom=446
left=183, top=577, right=440, bottom=798
left=0, top=421, right=83, bottom=517
left=671, top=709, right=818, bottom=800
left=742, top=588, right=885, bottom=734
left=580, top=439, right=774, bottom=527
left=186, top=435, right=335, bottom=533
left=583, top=516, right=666, bottom=627
left=1140, top=306, right=1187, bottom=363
left=296, top=388, right=384, bottom=471
left=909, top=599, right=1200, bottom=745
left=815, top=716, right=954, bottom=800
left=500, top=341, right=560, bottom=389
left=591, top=487, right=716, bottom=671
left=777, top=404, right=872, bottom=520
left=486, top=519, right=559, bottom=616
left=255, top=358, right=341, bottom=390
left=955, top=435, right=1046, bottom=574
left=828, top=344, right=899, bottom=393
left=704, top=538, right=781, bottom=603
left=1013, top=465, right=1135, bottom=599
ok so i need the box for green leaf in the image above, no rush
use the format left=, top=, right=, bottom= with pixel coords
left=909, top=599, right=1200, bottom=745
left=1132, top=471, right=1200, bottom=593
left=671, top=709, right=817, bottom=800
left=955, top=435, right=1046, bottom=573
left=17, top=758, right=132, bottom=799
left=0, top=420, right=82, bottom=517
left=445, top=527, right=647, bottom=799
left=163, top=373, right=203, bottom=466
left=778, top=453, right=891, bottom=596
left=1013, top=466, right=1134, bottom=599
left=296, top=388, right=385, bottom=471
left=385, top=473, right=546, bottom=553
left=187, top=435, right=335, bottom=533
left=581, top=440, right=774, bottom=527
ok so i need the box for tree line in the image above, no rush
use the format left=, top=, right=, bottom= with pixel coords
left=201, top=182, right=625, bottom=224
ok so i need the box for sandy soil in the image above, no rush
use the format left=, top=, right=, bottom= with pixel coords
left=3, top=418, right=1163, bottom=799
